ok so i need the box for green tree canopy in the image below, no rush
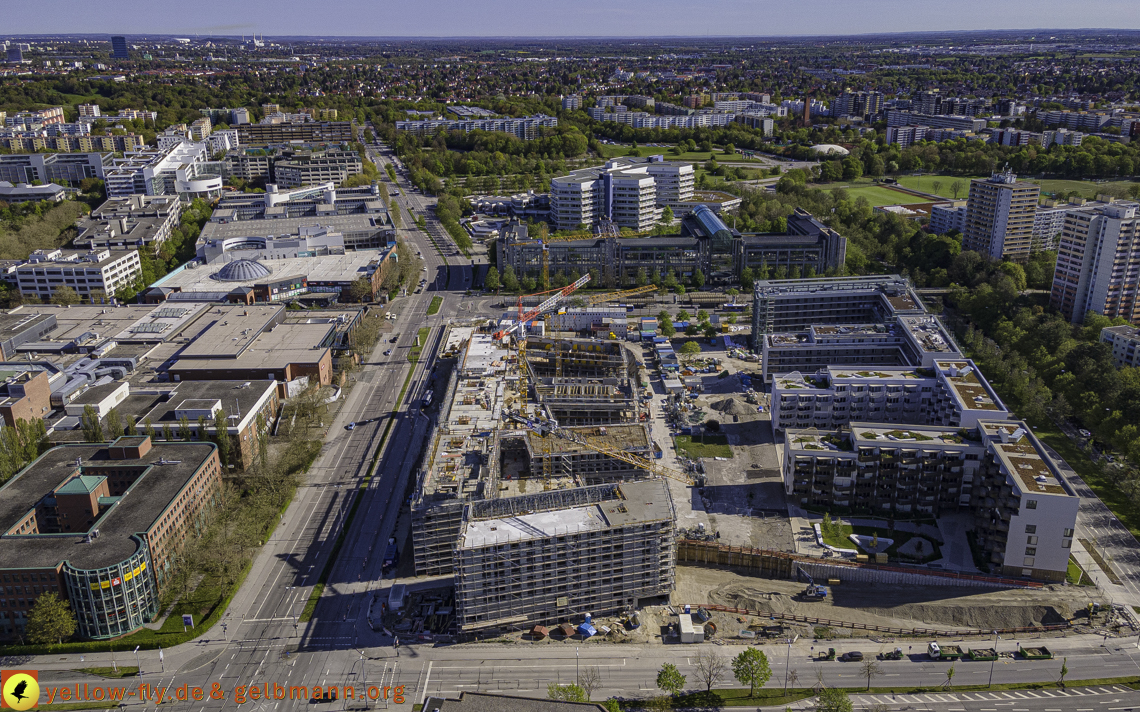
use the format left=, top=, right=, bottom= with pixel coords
left=26, top=592, right=77, bottom=645
left=731, top=647, right=772, bottom=697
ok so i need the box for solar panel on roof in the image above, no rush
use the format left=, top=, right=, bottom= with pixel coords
left=130, top=322, right=171, bottom=333
left=152, top=308, right=187, bottom=318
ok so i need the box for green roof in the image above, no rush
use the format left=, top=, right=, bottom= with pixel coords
left=55, top=475, right=106, bottom=496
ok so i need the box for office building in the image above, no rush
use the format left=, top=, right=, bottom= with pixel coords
left=395, top=115, right=557, bottom=141
left=1050, top=202, right=1140, bottom=324
left=110, top=36, right=129, bottom=60
left=0, top=153, right=110, bottom=185
left=751, top=274, right=925, bottom=335
left=14, top=248, right=141, bottom=302
left=199, top=182, right=394, bottom=252
left=1100, top=325, right=1140, bottom=368
left=549, top=157, right=693, bottom=232
left=0, top=181, right=66, bottom=204
left=0, top=370, right=52, bottom=427
left=104, top=142, right=222, bottom=200
left=771, top=359, right=1007, bottom=434
left=5, top=44, right=28, bottom=64
left=235, top=121, right=356, bottom=147
left=500, top=206, right=843, bottom=288
left=73, top=195, right=182, bottom=253
left=455, top=481, right=674, bottom=631
left=783, top=420, right=1077, bottom=581
left=0, top=437, right=222, bottom=640
left=271, top=150, right=363, bottom=188
left=961, top=169, right=1041, bottom=261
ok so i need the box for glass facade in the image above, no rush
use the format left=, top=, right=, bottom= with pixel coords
left=62, top=539, right=157, bottom=639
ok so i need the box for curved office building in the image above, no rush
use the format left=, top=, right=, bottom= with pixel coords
left=62, top=540, right=157, bottom=640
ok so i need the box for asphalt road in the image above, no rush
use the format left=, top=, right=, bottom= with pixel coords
left=20, top=143, right=1140, bottom=712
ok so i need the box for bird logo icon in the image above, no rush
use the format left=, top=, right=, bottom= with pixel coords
left=1, top=671, right=39, bottom=710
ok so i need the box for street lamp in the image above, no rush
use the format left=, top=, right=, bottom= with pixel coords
left=360, top=651, right=368, bottom=709
left=576, top=647, right=580, bottom=687
left=784, top=637, right=793, bottom=693
left=988, top=631, right=1000, bottom=687
left=133, top=645, right=141, bottom=676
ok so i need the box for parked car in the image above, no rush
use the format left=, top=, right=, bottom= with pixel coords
left=840, top=651, right=864, bottom=662
left=1079, top=429, right=1092, bottom=438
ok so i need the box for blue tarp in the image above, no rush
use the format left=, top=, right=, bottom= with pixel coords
left=577, top=623, right=597, bottom=638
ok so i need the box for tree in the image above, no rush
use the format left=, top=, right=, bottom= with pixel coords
left=694, top=650, right=728, bottom=692
left=944, top=664, right=956, bottom=688
left=485, top=266, right=500, bottom=292
left=656, top=662, right=686, bottom=696
left=740, top=266, right=755, bottom=289
left=931, top=180, right=943, bottom=197
left=703, top=324, right=719, bottom=339
left=124, top=415, right=137, bottom=436
left=679, top=340, right=702, bottom=364
left=1059, top=657, right=1068, bottom=688
left=178, top=415, right=192, bottom=441
left=389, top=198, right=402, bottom=228
left=860, top=659, right=883, bottom=690
left=213, top=408, right=232, bottom=467
left=50, top=286, right=80, bottom=305
left=501, top=265, right=519, bottom=292
left=636, top=268, right=648, bottom=287
left=676, top=309, right=691, bottom=322
left=547, top=684, right=587, bottom=703
left=81, top=405, right=104, bottom=443
left=346, top=277, right=373, bottom=303
left=691, top=269, right=706, bottom=289
left=162, top=423, right=174, bottom=442
left=731, top=647, right=772, bottom=697
left=815, top=688, right=853, bottom=712
left=26, top=592, right=77, bottom=645
left=951, top=180, right=965, bottom=199
left=105, top=408, right=122, bottom=439
left=661, top=206, right=674, bottom=224
left=144, top=417, right=155, bottom=439
left=601, top=700, right=621, bottom=712
left=579, top=667, right=602, bottom=700
left=697, top=309, right=710, bottom=323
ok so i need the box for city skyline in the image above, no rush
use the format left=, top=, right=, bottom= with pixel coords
left=4, top=0, right=1140, bottom=38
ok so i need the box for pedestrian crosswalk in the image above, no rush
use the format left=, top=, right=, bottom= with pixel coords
left=852, top=685, right=1133, bottom=706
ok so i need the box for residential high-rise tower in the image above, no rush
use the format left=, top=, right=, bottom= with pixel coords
left=961, top=169, right=1041, bottom=260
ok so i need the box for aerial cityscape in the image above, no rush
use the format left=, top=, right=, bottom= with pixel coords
left=0, top=20, right=1139, bottom=712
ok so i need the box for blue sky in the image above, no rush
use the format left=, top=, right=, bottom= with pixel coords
left=6, top=0, right=1140, bottom=37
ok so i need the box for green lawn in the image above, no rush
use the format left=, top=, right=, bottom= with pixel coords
left=408, top=327, right=432, bottom=363
left=75, top=666, right=139, bottom=678
left=819, top=521, right=942, bottom=562
left=427, top=296, right=443, bottom=315
left=1067, top=558, right=1095, bottom=586
left=895, top=174, right=982, bottom=200
left=1028, top=178, right=1139, bottom=200
left=828, top=184, right=929, bottom=206
left=673, top=434, right=732, bottom=459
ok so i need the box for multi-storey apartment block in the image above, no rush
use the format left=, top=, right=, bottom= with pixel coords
left=0, top=153, right=110, bottom=185
left=1100, top=324, right=1140, bottom=368
left=962, top=169, right=1041, bottom=261
left=395, top=115, right=557, bottom=140
left=73, top=195, right=182, bottom=253
left=1050, top=202, right=1140, bottom=324
left=783, top=420, right=1078, bottom=581
left=235, top=121, right=356, bottom=147
left=771, top=359, right=1008, bottom=433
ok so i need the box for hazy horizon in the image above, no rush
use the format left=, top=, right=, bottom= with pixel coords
left=5, top=0, right=1140, bottom=40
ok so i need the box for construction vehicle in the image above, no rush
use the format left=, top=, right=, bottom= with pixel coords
left=878, top=648, right=904, bottom=660
left=797, top=568, right=829, bottom=601
left=381, top=538, right=400, bottom=574
left=927, top=642, right=964, bottom=660
left=968, top=648, right=997, bottom=661
left=818, top=647, right=836, bottom=661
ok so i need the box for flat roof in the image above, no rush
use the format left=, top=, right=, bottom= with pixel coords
left=0, top=441, right=216, bottom=571
left=157, top=251, right=385, bottom=293
left=111, top=302, right=212, bottom=343
left=177, top=304, right=283, bottom=359
left=6, top=305, right=169, bottom=346
left=935, top=360, right=1005, bottom=412
left=200, top=213, right=387, bottom=241
left=141, top=380, right=275, bottom=430
left=171, top=322, right=332, bottom=373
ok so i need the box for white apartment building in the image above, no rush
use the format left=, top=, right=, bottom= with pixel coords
left=1050, top=202, right=1140, bottom=324
left=549, top=157, right=693, bottom=231
left=771, top=359, right=1009, bottom=434
left=929, top=202, right=967, bottom=234
left=15, top=248, right=142, bottom=301
left=1100, top=325, right=1140, bottom=368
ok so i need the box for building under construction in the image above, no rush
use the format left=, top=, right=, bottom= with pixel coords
left=454, top=480, right=675, bottom=630
left=410, top=327, right=677, bottom=629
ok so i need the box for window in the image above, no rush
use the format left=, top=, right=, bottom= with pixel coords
left=1063, top=539, right=1072, bottom=549
left=1025, top=525, right=1037, bottom=534
left=1024, top=547, right=1036, bottom=556
left=1023, top=557, right=1035, bottom=567
left=1025, top=500, right=1037, bottom=509
left=1064, top=528, right=1074, bottom=537
left=1027, top=536, right=1038, bottom=545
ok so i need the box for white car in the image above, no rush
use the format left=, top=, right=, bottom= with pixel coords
left=346, top=422, right=356, bottom=431
left=1079, top=429, right=1092, bottom=438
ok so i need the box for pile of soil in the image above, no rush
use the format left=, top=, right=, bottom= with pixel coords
left=710, top=397, right=754, bottom=416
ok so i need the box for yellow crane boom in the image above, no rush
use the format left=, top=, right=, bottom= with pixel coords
left=583, top=284, right=659, bottom=306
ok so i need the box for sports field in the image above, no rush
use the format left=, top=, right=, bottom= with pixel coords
left=829, top=184, right=929, bottom=206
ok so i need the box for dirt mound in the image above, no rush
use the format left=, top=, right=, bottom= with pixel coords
left=710, top=397, right=753, bottom=416
left=885, top=603, right=1071, bottom=630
